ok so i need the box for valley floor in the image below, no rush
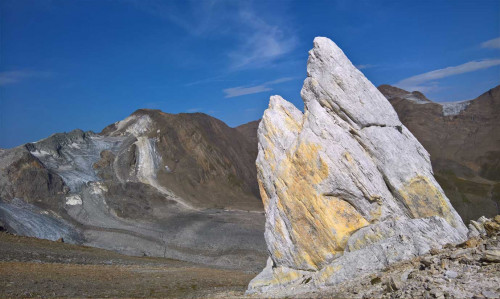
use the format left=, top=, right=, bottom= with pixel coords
left=0, top=232, right=255, bottom=298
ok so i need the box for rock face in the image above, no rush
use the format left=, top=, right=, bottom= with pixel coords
left=379, top=85, right=500, bottom=222
left=0, top=110, right=266, bottom=271
left=281, top=215, right=500, bottom=299
left=248, top=37, right=468, bottom=295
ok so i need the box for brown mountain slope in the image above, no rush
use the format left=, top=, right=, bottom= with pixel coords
left=379, top=85, right=500, bottom=222
left=101, top=109, right=261, bottom=210
left=235, top=120, right=260, bottom=146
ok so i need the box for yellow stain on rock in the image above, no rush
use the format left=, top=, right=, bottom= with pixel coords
left=315, top=264, right=342, bottom=284
left=344, top=152, right=353, bottom=164
left=258, top=178, right=269, bottom=209
left=271, top=141, right=369, bottom=270
left=398, top=175, right=455, bottom=226
left=283, top=110, right=302, bottom=132
left=250, top=267, right=303, bottom=288
left=347, top=228, right=386, bottom=252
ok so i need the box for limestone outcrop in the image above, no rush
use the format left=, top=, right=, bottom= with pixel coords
left=248, top=37, right=468, bottom=295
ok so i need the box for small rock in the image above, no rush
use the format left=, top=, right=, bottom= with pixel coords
left=471, top=220, right=487, bottom=236
left=431, top=288, right=445, bottom=299
left=440, top=259, right=449, bottom=269
left=460, top=237, right=480, bottom=248
left=430, top=248, right=440, bottom=255
left=444, top=270, right=458, bottom=279
left=478, top=216, right=489, bottom=224
left=482, top=290, right=499, bottom=299
left=494, top=215, right=500, bottom=224
left=444, top=243, right=455, bottom=249
left=484, top=221, right=500, bottom=236
left=370, top=275, right=382, bottom=285
left=400, top=270, right=412, bottom=282
left=421, top=257, right=433, bottom=267
left=385, top=276, right=404, bottom=291
left=481, top=250, right=500, bottom=263
left=451, top=248, right=474, bottom=259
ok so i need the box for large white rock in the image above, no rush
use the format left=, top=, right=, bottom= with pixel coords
left=248, top=37, right=467, bottom=295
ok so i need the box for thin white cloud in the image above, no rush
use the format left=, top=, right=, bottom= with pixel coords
left=481, top=37, right=500, bottom=49
left=228, top=9, right=297, bottom=69
left=184, top=74, right=231, bottom=87
left=265, top=77, right=295, bottom=85
left=395, top=59, right=500, bottom=92
left=186, top=107, right=202, bottom=113
left=0, top=70, right=51, bottom=86
left=223, top=85, right=272, bottom=98
left=223, top=77, right=295, bottom=98
left=355, top=64, right=376, bottom=70
left=130, top=0, right=296, bottom=70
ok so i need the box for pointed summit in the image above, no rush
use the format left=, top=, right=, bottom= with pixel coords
left=302, top=37, right=400, bottom=128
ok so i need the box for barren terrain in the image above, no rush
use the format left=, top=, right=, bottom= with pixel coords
left=0, top=232, right=256, bottom=298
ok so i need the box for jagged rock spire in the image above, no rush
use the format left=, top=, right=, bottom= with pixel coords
left=248, top=37, right=467, bottom=295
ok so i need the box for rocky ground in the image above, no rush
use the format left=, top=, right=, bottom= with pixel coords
left=0, top=232, right=256, bottom=298
left=1, top=217, right=499, bottom=298
left=295, top=216, right=500, bottom=299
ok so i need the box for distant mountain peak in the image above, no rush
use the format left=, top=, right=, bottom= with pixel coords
left=378, top=84, right=431, bottom=104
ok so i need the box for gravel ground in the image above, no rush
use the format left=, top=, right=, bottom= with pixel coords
left=0, top=232, right=256, bottom=298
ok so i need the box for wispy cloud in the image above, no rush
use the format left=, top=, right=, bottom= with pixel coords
left=395, top=59, right=500, bottom=92
left=223, top=77, right=295, bottom=98
left=186, top=107, right=202, bottom=113
left=355, top=64, right=376, bottom=70
left=129, top=0, right=229, bottom=36
left=223, top=85, right=272, bottom=98
left=0, top=70, right=51, bottom=86
left=227, top=9, right=297, bottom=69
left=184, top=74, right=231, bottom=87
left=481, top=37, right=500, bottom=49
left=130, top=0, right=296, bottom=70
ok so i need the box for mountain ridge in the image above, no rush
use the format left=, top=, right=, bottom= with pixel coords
left=0, top=108, right=267, bottom=271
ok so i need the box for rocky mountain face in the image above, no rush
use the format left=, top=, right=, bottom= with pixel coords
left=379, top=85, right=500, bottom=222
left=0, top=109, right=266, bottom=270
left=247, top=37, right=468, bottom=295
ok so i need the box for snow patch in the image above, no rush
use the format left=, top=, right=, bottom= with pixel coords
left=0, top=198, right=80, bottom=242
left=66, top=194, right=82, bottom=205
left=68, top=142, right=81, bottom=149
left=29, top=135, right=126, bottom=192
left=440, top=100, right=472, bottom=116
left=115, top=115, right=153, bottom=137
left=31, top=149, right=53, bottom=157
left=403, top=94, right=430, bottom=104
left=89, top=182, right=108, bottom=195
left=134, top=137, right=193, bottom=209
left=135, top=137, right=162, bottom=184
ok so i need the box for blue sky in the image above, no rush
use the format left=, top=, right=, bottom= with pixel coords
left=1, top=0, right=499, bottom=148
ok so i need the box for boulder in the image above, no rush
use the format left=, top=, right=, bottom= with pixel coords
left=248, top=37, right=467, bottom=295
